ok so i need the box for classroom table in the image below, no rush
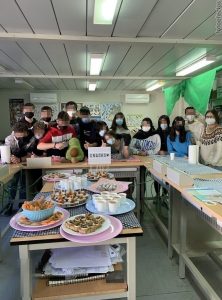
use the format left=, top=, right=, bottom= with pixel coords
left=146, top=157, right=222, bottom=300
left=23, top=156, right=148, bottom=221
left=10, top=182, right=143, bottom=300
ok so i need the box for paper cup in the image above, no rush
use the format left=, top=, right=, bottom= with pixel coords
left=118, top=193, right=126, bottom=200
left=109, top=192, right=118, bottom=197
left=170, top=153, right=175, bottom=160
left=96, top=200, right=107, bottom=212
left=108, top=200, right=118, bottom=213
left=101, top=191, right=110, bottom=196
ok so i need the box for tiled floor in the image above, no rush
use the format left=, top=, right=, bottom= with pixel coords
left=0, top=206, right=204, bottom=300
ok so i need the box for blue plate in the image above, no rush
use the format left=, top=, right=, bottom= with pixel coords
left=86, top=198, right=135, bottom=215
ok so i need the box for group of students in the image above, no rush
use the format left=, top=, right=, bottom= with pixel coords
left=4, top=101, right=222, bottom=169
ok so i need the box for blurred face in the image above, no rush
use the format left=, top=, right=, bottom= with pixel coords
left=205, top=112, right=216, bottom=126
left=115, top=115, right=124, bottom=126
left=23, top=106, right=34, bottom=113
left=23, top=106, right=34, bottom=119
left=104, top=134, right=115, bottom=145
left=57, top=119, right=70, bottom=129
left=185, top=108, right=196, bottom=122
left=175, top=120, right=184, bottom=133
left=66, top=104, right=77, bottom=119
left=14, top=132, right=27, bottom=139
left=141, top=120, right=151, bottom=132
left=41, top=110, right=52, bottom=119
left=160, top=118, right=168, bottom=130
left=99, top=125, right=107, bottom=137
left=34, top=129, right=45, bottom=139
left=80, top=113, right=90, bottom=123
left=185, top=108, right=195, bottom=116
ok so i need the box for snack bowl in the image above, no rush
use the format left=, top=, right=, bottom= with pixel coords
left=22, top=199, right=56, bottom=221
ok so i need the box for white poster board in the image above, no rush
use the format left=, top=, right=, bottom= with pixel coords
left=88, top=147, right=111, bottom=165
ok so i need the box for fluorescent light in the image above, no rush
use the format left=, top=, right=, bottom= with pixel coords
left=0, top=65, right=6, bottom=73
left=176, top=56, right=216, bottom=76
left=94, top=0, right=118, bottom=24
left=88, top=82, right=97, bottom=91
left=15, top=78, right=34, bottom=89
left=146, top=81, right=165, bottom=91
left=90, top=54, right=104, bottom=75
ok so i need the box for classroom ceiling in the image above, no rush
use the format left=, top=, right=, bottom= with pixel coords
left=0, top=0, right=221, bottom=91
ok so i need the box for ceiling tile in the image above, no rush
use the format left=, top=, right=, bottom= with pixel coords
left=17, top=0, right=59, bottom=34
left=138, top=0, right=193, bottom=37
left=101, top=44, right=131, bottom=76
left=113, top=0, right=157, bottom=37
left=52, top=0, right=86, bottom=35
left=0, top=0, right=32, bottom=33
left=163, top=0, right=216, bottom=38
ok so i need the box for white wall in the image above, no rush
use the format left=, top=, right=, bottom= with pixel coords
left=0, top=89, right=186, bottom=140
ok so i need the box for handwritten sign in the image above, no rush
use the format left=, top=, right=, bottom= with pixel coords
left=88, top=147, right=111, bottom=165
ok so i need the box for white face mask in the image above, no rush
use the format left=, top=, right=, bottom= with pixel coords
left=160, top=124, right=168, bottom=130
left=35, top=134, right=43, bottom=140
left=205, top=117, right=216, bottom=125
left=142, top=126, right=150, bottom=132
left=67, top=111, right=76, bottom=117
left=99, top=130, right=106, bottom=137
left=186, top=115, right=195, bottom=122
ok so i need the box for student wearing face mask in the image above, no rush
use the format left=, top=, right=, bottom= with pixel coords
left=40, top=106, right=55, bottom=127
left=37, top=111, right=76, bottom=158
left=96, top=121, right=108, bottom=144
left=155, top=115, right=171, bottom=155
left=185, top=107, right=204, bottom=143
left=167, top=116, right=192, bottom=157
left=20, top=103, right=37, bottom=129
left=78, top=106, right=101, bottom=156
left=4, top=122, right=32, bottom=214
left=104, top=130, right=130, bottom=159
left=130, top=118, right=161, bottom=156
left=111, top=112, right=130, bottom=135
left=200, top=110, right=222, bottom=169
left=65, top=101, right=78, bottom=124
left=28, top=122, right=47, bottom=156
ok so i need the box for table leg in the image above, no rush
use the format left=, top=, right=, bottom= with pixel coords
left=127, top=237, right=136, bottom=300
left=136, top=167, right=141, bottom=221
left=168, top=186, right=173, bottom=259
left=19, top=245, right=31, bottom=300
left=179, top=198, right=187, bottom=279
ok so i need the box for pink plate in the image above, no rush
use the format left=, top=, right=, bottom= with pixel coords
left=60, top=215, right=123, bottom=243
left=86, top=179, right=129, bottom=193
left=10, top=207, right=70, bottom=232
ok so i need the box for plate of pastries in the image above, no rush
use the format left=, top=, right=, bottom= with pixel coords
left=42, top=172, right=71, bottom=182
left=86, top=171, right=114, bottom=182
left=62, top=213, right=111, bottom=236
left=49, top=189, right=89, bottom=208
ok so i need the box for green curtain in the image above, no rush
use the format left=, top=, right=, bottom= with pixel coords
left=163, top=66, right=222, bottom=115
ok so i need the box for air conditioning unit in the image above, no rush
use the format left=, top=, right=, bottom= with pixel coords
left=30, top=93, right=57, bottom=104
left=125, top=94, right=150, bottom=104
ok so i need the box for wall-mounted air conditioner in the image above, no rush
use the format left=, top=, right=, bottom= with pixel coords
left=125, top=94, right=150, bottom=104
left=30, top=93, right=57, bottom=104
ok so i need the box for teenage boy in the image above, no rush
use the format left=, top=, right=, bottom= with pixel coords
left=37, top=111, right=76, bottom=157
left=78, top=106, right=101, bottom=156
left=20, top=102, right=37, bottom=129
left=40, top=106, right=55, bottom=127
left=4, top=122, right=32, bottom=214
left=185, top=106, right=204, bottom=143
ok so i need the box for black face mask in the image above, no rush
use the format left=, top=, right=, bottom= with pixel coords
left=42, top=117, right=51, bottom=123
left=175, top=125, right=184, bottom=132
left=24, top=112, right=34, bottom=119
left=59, top=125, right=68, bottom=130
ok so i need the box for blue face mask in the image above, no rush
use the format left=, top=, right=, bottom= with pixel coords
left=82, top=117, right=90, bottom=124
left=107, top=138, right=115, bottom=145
left=116, top=118, right=123, bottom=126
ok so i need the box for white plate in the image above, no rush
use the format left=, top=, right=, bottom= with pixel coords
left=61, top=214, right=111, bottom=237
left=46, top=191, right=90, bottom=208
left=42, top=172, right=71, bottom=182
